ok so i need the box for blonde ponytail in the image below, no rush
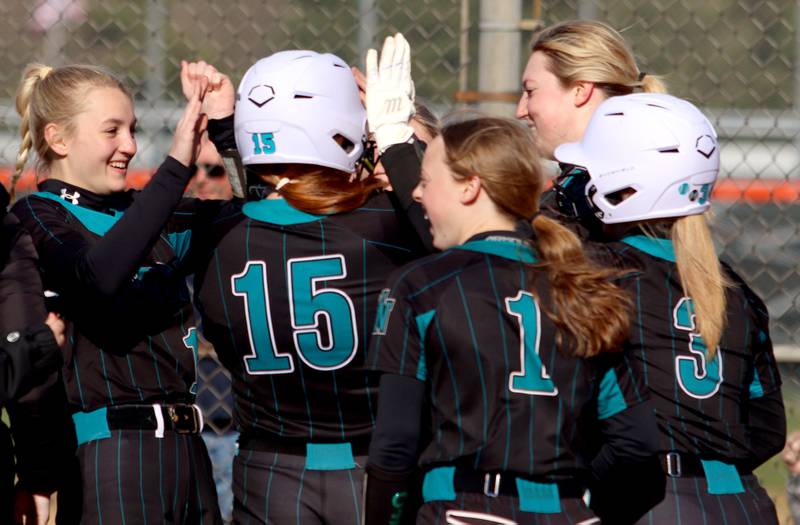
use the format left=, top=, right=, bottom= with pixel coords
left=12, top=64, right=53, bottom=200
left=531, top=214, right=632, bottom=358
left=639, top=73, right=667, bottom=94
left=672, top=214, right=731, bottom=358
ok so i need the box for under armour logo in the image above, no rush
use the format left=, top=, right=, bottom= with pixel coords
left=382, top=97, right=403, bottom=114
left=60, top=188, right=80, bottom=205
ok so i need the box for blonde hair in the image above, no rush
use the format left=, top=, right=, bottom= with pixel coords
left=255, top=164, right=386, bottom=215
left=13, top=63, right=131, bottom=199
left=441, top=117, right=631, bottom=358
left=412, top=101, right=440, bottom=140
left=531, top=20, right=667, bottom=97
left=672, top=214, right=731, bottom=358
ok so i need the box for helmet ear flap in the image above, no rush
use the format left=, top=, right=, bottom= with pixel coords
left=560, top=93, right=720, bottom=224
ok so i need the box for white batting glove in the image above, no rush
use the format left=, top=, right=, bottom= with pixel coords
left=366, top=33, right=416, bottom=154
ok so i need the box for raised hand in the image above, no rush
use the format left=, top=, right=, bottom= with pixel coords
left=365, top=33, right=416, bottom=154
left=169, top=76, right=209, bottom=167
left=180, top=60, right=235, bottom=119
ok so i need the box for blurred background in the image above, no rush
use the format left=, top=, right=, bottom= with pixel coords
left=0, top=0, right=798, bottom=521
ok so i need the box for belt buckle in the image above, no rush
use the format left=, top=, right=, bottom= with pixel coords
left=666, top=452, right=682, bottom=477
left=483, top=473, right=501, bottom=498
left=167, top=404, right=201, bottom=434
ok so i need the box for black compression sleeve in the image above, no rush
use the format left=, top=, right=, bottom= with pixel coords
left=365, top=373, right=425, bottom=525
left=589, top=401, right=665, bottom=524
left=73, top=156, right=194, bottom=296
left=207, top=115, right=237, bottom=152
left=367, top=373, right=425, bottom=471
left=381, top=141, right=434, bottom=252
left=590, top=401, right=660, bottom=479
left=745, top=389, right=786, bottom=471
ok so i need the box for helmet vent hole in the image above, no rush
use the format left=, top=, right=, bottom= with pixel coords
left=333, top=134, right=355, bottom=154
left=605, top=188, right=636, bottom=206
left=333, top=63, right=347, bottom=69
left=294, top=94, right=313, bottom=99
left=605, top=112, right=625, bottom=116
left=658, top=147, right=680, bottom=153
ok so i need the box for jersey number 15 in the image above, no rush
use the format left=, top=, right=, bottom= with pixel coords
left=232, top=256, right=358, bottom=375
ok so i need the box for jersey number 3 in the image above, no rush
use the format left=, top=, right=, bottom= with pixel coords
left=505, top=291, right=558, bottom=396
left=673, top=297, right=723, bottom=399
left=232, top=256, right=358, bottom=375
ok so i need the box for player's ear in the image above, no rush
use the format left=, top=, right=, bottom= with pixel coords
left=460, top=175, right=481, bottom=205
left=44, top=122, right=69, bottom=157
left=573, top=81, right=595, bottom=108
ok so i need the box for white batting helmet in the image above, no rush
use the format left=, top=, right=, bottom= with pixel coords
left=234, top=50, right=366, bottom=173
left=554, top=93, right=720, bottom=224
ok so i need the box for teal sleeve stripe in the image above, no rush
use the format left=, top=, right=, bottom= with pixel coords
left=73, top=407, right=112, bottom=446
left=597, top=368, right=628, bottom=420
left=421, top=467, right=456, bottom=502
left=166, top=230, right=193, bottom=260
left=415, top=310, right=435, bottom=381
left=748, top=368, right=764, bottom=399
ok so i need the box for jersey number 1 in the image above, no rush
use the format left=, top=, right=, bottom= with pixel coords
left=232, top=256, right=358, bottom=375
left=673, top=297, right=723, bottom=399
left=505, top=291, right=558, bottom=396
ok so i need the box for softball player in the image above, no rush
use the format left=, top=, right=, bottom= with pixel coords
left=364, top=117, right=661, bottom=524
left=11, top=64, right=221, bottom=524
left=555, top=93, right=784, bottom=524
left=515, top=20, right=667, bottom=239
left=179, top=48, right=425, bottom=525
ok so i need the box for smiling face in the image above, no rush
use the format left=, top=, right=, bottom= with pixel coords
left=516, top=51, right=582, bottom=161
left=412, top=136, right=468, bottom=250
left=58, top=87, right=137, bottom=194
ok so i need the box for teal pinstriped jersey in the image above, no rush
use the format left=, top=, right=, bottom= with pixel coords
left=13, top=192, right=199, bottom=412
left=190, top=193, right=422, bottom=442
left=368, top=231, right=646, bottom=478
left=597, top=236, right=782, bottom=461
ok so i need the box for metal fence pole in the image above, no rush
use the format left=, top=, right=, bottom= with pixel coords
left=358, top=0, right=378, bottom=65
left=577, top=0, right=598, bottom=20
left=477, top=0, right=522, bottom=116
left=144, top=0, right=168, bottom=166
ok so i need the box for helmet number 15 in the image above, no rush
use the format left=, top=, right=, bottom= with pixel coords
left=251, top=132, right=276, bottom=155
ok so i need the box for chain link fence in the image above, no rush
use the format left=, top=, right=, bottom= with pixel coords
left=0, top=0, right=798, bottom=519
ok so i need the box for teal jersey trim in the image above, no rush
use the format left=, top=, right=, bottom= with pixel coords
left=242, top=199, right=325, bottom=225
left=621, top=235, right=676, bottom=262
left=73, top=407, right=112, bottom=446
left=166, top=230, right=192, bottom=260
left=304, top=442, right=356, bottom=471
left=33, top=192, right=123, bottom=236
left=701, top=460, right=745, bottom=494
left=749, top=368, right=764, bottom=399
left=415, top=310, right=436, bottom=381
left=597, top=368, right=628, bottom=420
left=516, top=479, right=562, bottom=514
left=454, top=239, right=536, bottom=263
left=422, top=467, right=456, bottom=502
